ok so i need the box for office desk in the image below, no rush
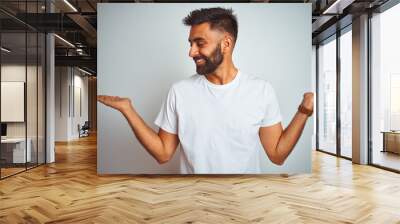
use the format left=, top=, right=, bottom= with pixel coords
left=1, top=138, right=31, bottom=163
left=381, top=131, right=400, bottom=154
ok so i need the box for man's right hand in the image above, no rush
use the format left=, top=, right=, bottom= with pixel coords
left=97, top=95, right=132, bottom=113
left=97, top=94, right=179, bottom=164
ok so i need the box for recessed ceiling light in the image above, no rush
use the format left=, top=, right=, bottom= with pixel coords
left=54, top=34, right=75, bottom=48
left=1, top=47, right=11, bottom=53
left=63, top=0, right=78, bottom=12
left=78, top=67, right=93, bottom=76
left=322, top=0, right=353, bottom=15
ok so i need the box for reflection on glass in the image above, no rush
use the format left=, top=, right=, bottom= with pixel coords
left=340, top=29, right=352, bottom=158
left=371, top=3, right=400, bottom=171
left=0, top=1, right=46, bottom=179
left=318, top=37, right=337, bottom=154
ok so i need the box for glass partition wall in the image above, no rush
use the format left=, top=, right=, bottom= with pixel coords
left=0, top=2, right=46, bottom=179
left=316, top=0, right=400, bottom=172
left=0, top=31, right=27, bottom=177
left=339, top=27, right=352, bottom=159
left=317, top=35, right=337, bottom=155
left=316, top=26, right=353, bottom=159
left=370, top=3, right=400, bottom=172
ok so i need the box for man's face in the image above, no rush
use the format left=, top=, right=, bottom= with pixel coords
left=188, top=23, right=224, bottom=75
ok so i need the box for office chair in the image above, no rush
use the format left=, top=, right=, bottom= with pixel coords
left=79, top=121, right=90, bottom=138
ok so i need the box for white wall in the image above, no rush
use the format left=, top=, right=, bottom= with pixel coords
left=72, top=72, right=89, bottom=138
left=1, top=65, right=26, bottom=132
left=98, top=3, right=312, bottom=174
left=55, top=67, right=89, bottom=141
left=1, top=65, right=41, bottom=138
left=55, top=66, right=69, bottom=141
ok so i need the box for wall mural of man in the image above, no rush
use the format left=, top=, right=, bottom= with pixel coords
left=98, top=7, right=314, bottom=174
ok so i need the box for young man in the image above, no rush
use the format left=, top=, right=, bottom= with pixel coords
left=98, top=7, right=314, bottom=174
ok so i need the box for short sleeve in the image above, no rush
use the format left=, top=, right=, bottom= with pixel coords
left=154, top=87, right=178, bottom=134
left=260, top=83, right=282, bottom=127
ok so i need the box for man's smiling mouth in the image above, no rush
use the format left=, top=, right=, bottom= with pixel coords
left=194, top=58, right=205, bottom=65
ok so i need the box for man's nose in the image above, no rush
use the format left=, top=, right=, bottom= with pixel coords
left=189, top=46, right=198, bottom=58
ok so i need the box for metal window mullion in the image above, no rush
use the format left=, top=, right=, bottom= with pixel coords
left=25, top=0, right=28, bottom=171
left=60, top=69, right=62, bottom=117
left=44, top=29, right=47, bottom=164
left=336, top=30, right=341, bottom=157
left=68, top=69, right=71, bottom=118
left=367, top=11, right=373, bottom=165
left=72, top=67, right=74, bottom=118
left=36, top=3, right=39, bottom=167
left=316, top=45, right=320, bottom=150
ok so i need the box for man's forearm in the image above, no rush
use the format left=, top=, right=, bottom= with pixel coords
left=275, top=111, right=309, bottom=163
left=120, top=105, right=168, bottom=163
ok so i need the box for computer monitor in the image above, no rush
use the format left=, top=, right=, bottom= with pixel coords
left=1, top=123, right=7, bottom=137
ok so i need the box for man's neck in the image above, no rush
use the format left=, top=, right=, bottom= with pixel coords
left=206, top=63, right=238, bottom=85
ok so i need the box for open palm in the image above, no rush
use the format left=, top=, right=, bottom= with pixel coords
left=97, top=95, right=132, bottom=112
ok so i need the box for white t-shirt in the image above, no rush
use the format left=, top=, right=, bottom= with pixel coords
left=154, top=70, right=282, bottom=174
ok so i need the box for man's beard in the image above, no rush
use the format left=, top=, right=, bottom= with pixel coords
left=194, top=44, right=224, bottom=75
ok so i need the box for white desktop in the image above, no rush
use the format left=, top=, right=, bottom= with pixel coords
left=1, top=124, right=32, bottom=163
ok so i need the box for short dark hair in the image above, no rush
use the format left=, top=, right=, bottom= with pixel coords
left=183, top=7, right=238, bottom=43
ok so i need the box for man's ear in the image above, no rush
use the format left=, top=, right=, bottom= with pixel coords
left=222, top=35, right=234, bottom=53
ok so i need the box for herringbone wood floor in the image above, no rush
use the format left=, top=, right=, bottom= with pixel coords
left=1, top=134, right=400, bottom=223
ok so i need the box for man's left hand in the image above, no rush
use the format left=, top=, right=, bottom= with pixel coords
left=300, top=92, right=314, bottom=111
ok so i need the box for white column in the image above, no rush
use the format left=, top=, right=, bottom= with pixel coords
left=46, top=1, right=56, bottom=163
left=46, top=33, right=55, bottom=163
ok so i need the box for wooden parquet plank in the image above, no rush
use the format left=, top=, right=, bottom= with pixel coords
left=0, top=134, right=400, bottom=223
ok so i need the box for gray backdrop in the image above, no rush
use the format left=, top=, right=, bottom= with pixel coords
left=98, top=3, right=312, bottom=174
